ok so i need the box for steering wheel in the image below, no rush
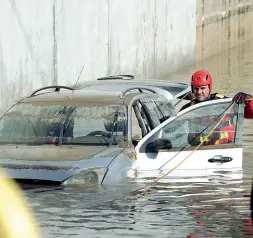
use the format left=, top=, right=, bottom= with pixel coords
left=86, top=131, right=111, bottom=137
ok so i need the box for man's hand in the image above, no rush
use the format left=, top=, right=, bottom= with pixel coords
left=233, top=92, right=252, bottom=104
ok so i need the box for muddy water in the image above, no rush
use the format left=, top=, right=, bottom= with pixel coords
left=24, top=41, right=253, bottom=238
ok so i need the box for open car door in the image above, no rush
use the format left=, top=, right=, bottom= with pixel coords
left=134, top=98, right=244, bottom=178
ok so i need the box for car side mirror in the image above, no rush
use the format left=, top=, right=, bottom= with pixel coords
left=146, top=138, right=172, bottom=153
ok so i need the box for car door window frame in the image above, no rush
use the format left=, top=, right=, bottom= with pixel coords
left=127, top=96, right=176, bottom=145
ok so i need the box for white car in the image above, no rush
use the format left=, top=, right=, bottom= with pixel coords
left=133, top=97, right=244, bottom=180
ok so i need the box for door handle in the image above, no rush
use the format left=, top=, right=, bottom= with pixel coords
left=208, top=155, right=233, bottom=163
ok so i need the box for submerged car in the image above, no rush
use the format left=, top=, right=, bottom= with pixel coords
left=0, top=84, right=245, bottom=186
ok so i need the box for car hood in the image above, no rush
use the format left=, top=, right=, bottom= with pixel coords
left=0, top=145, right=123, bottom=183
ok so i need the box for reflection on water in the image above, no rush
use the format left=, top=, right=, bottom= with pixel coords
left=25, top=175, right=252, bottom=238
left=25, top=40, right=253, bottom=237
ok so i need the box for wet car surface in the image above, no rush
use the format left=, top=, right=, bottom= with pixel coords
left=0, top=81, right=244, bottom=186
left=0, top=84, right=176, bottom=186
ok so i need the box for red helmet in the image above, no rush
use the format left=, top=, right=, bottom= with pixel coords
left=191, top=70, right=212, bottom=93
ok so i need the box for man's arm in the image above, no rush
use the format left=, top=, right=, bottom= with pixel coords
left=233, top=92, right=253, bottom=119
left=245, top=100, right=253, bottom=119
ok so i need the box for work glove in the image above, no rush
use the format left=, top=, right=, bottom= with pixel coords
left=232, top=92, right=252, bottom=104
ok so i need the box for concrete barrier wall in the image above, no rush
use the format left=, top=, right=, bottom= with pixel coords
left=197, top=0, right=253, bottom=62
left=107, top=0, right=196, bottom=80
left=54, top=0, right=197, bottom=84
left=0, top=0, right=54, bottom=111
left=1, top=0, right=253, bottom=113
left=0, top=0, right=196, bottom=112
left=55, top=0, right=109, bottom=86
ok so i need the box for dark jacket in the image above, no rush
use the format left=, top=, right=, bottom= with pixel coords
left=180, top=93, right=227, bottom=111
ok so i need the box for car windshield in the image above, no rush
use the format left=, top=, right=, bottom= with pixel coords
left=0, top=102, right=127, bottom=146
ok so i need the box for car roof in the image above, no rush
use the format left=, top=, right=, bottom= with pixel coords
left=74, top=77, right=191, bottom=98
left=72, top=83, right=174, bottom=100
left=21, top=85, right=169, bottom=106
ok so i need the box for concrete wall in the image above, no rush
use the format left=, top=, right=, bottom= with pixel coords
left=0, top=0, right=196, bottom=112
left=1, top=0, right=253, bottom=113
left=107, top=0, right=196, bottom=80
left=197, top=0, right=253, bottom=62
left=0, top=0, right=54, bottom=111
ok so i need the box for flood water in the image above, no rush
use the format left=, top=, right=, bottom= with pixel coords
left=24, top=40, right=253, bottom=238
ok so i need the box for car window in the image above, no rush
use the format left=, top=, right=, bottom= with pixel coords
left=68, top=105, right=126, bottom=138
left=139, top=99, right=175, bottom=129
left=133, top=101, right=151, bottom=136
left=156, top=101, right=176, bottom=119
left=0, top=102, right=127, bottom=146
left=0, top=103, right=68, bottom=144
left=139, top=102, right=244, bottom=152
left=131, top=107, right=142, bottom=140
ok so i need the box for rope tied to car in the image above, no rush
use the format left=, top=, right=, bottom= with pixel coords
left=130, top=102, right=236, bottom=196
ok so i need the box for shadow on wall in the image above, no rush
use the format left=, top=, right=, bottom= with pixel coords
left=196, top=0, right=253, bottom=62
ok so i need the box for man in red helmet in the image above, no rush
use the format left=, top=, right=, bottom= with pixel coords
left=181, top=69, right=253, bottom=117
left=180, top=69, right=253, bottom=145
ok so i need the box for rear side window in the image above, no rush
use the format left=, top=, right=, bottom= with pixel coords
left=140, top=99, right=175, bottom=129
left=131, top=107, right=143, bottom=139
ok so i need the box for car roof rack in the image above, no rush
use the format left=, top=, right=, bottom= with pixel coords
left=97, top=75, right=134, bottom=80
left=28, top=85, right=75, bottom=97
left=120, top=87, right=157, bottom=98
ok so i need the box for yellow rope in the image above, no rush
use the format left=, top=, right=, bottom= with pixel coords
left=0, top=170, right=40, bottom=238
left=131, top=102, right=236, bottom=195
